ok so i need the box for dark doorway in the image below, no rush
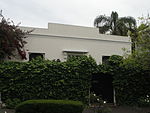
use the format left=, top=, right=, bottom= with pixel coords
left=91, top=73, right=113, bottom=103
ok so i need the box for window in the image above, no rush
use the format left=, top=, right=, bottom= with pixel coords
left=63, top=49, right=88, bottom=60
left=29, top=53, right=45, bottom=61
left=67, top=52, right=86, bottom=59
left=102, top=56, right=110, bottom=64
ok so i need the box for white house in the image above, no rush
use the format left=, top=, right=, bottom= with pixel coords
left=20, top=23, right=131, bottom=63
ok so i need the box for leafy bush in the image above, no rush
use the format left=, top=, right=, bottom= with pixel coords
left=0, top=12, right=31, bottom=60
left=90, top=92, right=103, bottom=105
left=92, top=55, right=150, bottom=106
left=0, top=56, right=97, bottom=103
left=1, top=54, right=149, bottom=106
left=113, top=58, right=150, bottom=106
left=15, top=100, right=84, bottom=113
left=5, top=98, right=21, bottom=109
left=137, top=96, right=150, bottom=107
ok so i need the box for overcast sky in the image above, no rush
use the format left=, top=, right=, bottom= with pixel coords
left=0, top=0, right=150, bottom=28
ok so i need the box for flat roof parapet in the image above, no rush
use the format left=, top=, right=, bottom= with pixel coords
left=20, top=23, right=131, bottom=43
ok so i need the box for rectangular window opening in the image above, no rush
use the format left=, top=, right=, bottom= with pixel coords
left=29, top=53, right=45, bottom=61
left=102, top=56, right=110, bottom=64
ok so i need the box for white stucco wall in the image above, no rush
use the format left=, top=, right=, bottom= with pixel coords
left=21, top=23, right=131, bottom=63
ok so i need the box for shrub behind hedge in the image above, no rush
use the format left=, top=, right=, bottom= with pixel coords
left=15, top=100, right=84, bottom=113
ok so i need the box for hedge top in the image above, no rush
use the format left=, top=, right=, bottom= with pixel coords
left=17, top=99, right=84, bottom=106
left=16, top=99, right=84, bottom=113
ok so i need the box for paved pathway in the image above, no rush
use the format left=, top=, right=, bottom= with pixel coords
left=0, top=107, right=150, bottom=113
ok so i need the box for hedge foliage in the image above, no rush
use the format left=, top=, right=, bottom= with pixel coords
left=15, top=100, right=84, bottom=113
left=0, top=55, right=149, bottom=106
left=98, top=55, right=150, bottom=106
left=113, top=57, right=150, bottom=106
left=0, top=56, right=97, bottom=103
left=92, top=55, right=150, bottom=106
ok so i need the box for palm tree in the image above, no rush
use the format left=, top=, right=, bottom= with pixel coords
left=94, top=11, right=136, bottom=36
left=117, top=16, right=136, bottom=36
left=94, top=15, right=111, bottom=34
left=110, top=11, right=119, bottom=35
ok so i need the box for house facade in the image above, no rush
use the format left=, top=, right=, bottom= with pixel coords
left=21, top=23, right=131, bottom=63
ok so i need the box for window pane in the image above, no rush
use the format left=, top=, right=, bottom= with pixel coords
left=29, top=53, right=44, bottom=61
left=102, top=56, right=110, bottom=64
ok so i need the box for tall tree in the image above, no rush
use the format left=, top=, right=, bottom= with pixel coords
left=94, top=15, right=111, bottom=34
left=127, top=16, right=150, bottom=74
left=129, top=16, right=150, bottom=52
left=132, top=25, right=150, bottom=70
left=94, top=11, right=136, bottom=36
left=110, top=11, right=119, bottom=35
left=0, top=11, right=31, bottom=60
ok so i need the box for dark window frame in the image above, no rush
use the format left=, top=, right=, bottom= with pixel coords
left=29, top=52, right=45, bottom=61
left=102, top=56, right=110, bottom=64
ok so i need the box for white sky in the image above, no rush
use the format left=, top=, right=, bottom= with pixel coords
left=0, top=0, right=150, bottom=28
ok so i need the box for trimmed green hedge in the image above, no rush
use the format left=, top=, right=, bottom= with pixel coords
left=1, top=55, right=149, bottom=106
left=0, top=56, right=97, bottom=104
left=92, top=55, right=150, bottom=106
left=113, top=58, right=150, bottom=106
left=15, top=100, right=84, bottom=113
